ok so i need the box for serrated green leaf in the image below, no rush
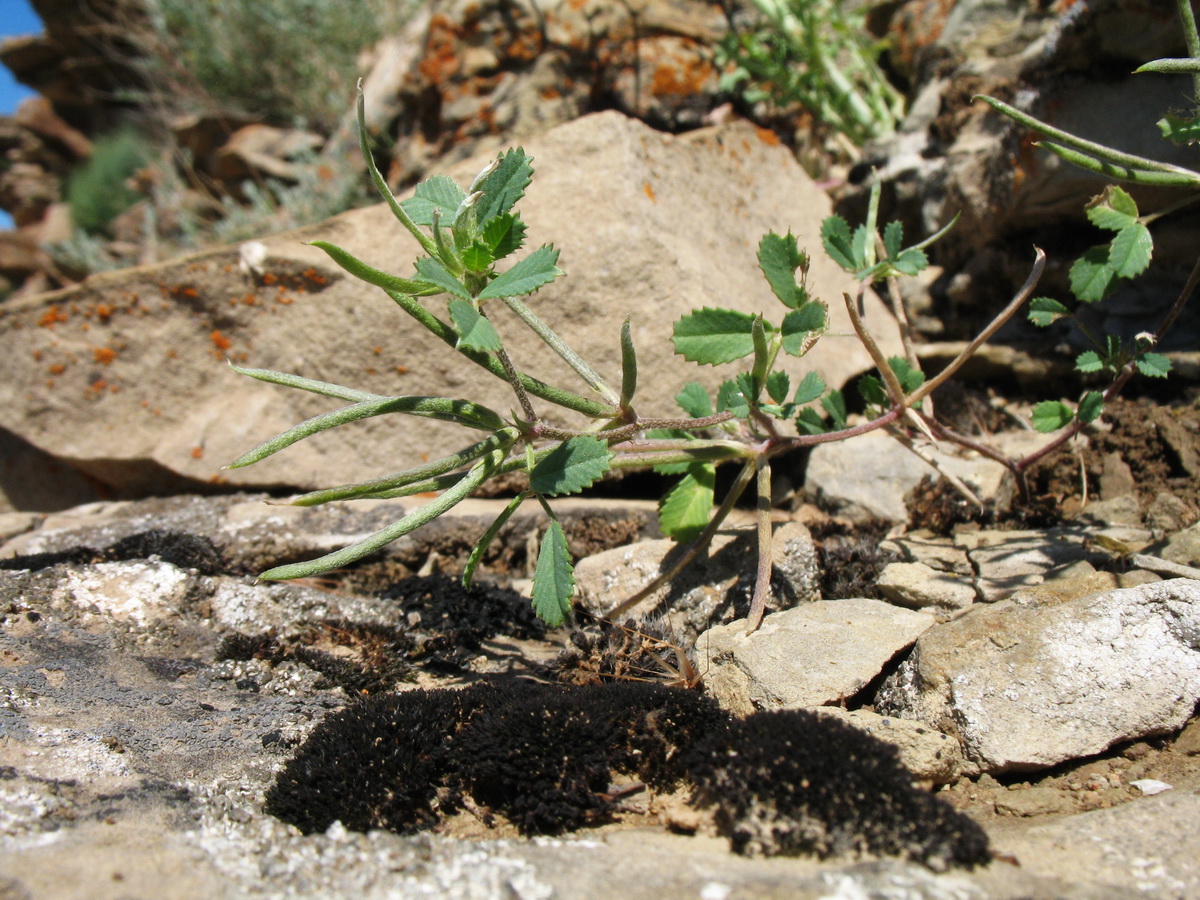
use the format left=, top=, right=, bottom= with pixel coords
left=1158, top=113, right=1200, bottom=145
left=766, top=370, right=791, bottom=403
left=717, top=379, right=750, bottom=417
left=859, top=374, right=886, bottom=407
left=529, top=435, right=612, bottom=496
left=1031, top=400, right=1075, bottom=433
left=476, top=148, right=533, bottom=223
left=821, top=215, right=858, bottom=271
left=400, top=175, right=467, bottom=226
left=1086, top=186, right=1139, bottom=231
left=675, top=382, right=713, bottom=418
left=891, top=247, right=928, bottom=276
left=1136, top=352, right=1172, bottom=378
left=780, top=302, right=827, bottom=357
left=1069, top=246, right=1116, bottom=303
left=1077, top=391, right=1104, bottom=424
left=477, top=244, right=562, bottom=300
left=1029, top=296, right=1070, bottom=327
left=757, top=231, right=809, bottom=308
left=792, top=371, right=825, bottom=405
left=883, top=220, right=903, bottom=260
left=1075, top=350, right=1104, bottom=373
left=482, top=213, right=527, bottom=259
left=673, top=307, right=758, bottom=365
left=821, top=390, right=847, bottom=430
left=461, top=242, right=495, bottom=273
left=796, top=407, right=827, bottom=435
left=1108, top=223, right=1152, bottom=278
left=531, top=520, right=573, bottom=627
left=889, top=357, right=926, bottom=394
left=449, top=299, right=502, bottom=352
left=414, top=256, right=471, bottom=300
left=658, top=464, right=715, bottom=541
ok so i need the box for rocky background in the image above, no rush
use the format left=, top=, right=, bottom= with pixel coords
left=2, top=1, right=1200, bottom=898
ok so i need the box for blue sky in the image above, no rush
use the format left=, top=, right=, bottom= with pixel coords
left=1, top=0, right=44, bottom=229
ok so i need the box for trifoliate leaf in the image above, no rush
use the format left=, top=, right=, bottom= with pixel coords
left=658, top=464, right=715, bottom=542
left=883, top=220, right=903, bottom=260
left=859, top=374, right=886, bottom=407
left=851, top=224, right=871, bottom=270
left=757, top=231, right=809, bottom=308
left=796, top=407, right=827, bottom=435
left=1158, top=113, right=1200, bottom=145
left=675, top=382, right=713, bottom=418
left=889, top=357, right=926, bottom=393
left=716, top=379, right=750, bottom=417
left=475, top=148, right=533, bottom=223
left=1075, top=350, right=1104, bottom=373
left=477, top=244, right=562, bottom=299
left=1069, top=246, right=1116, bottom=303
left=482, top=213, right=526, bottom=259
left=792, top=371, right=825, bottom=405
left=1085, top=186, right=1138, bottom=231
left=766, top=370, right=791, bottom=404
left=821, top=390, right=847, bottom=430
left=891, top=247, right=928, bottom=276
left=461, top=242, right=495, bottom=273
left=1028, top=296, right=1070, bottom=327
left=1077, top=391, right=1105, bottom=424
left=531, top=520, right=573, bottom=626
left=449, top=299, right=502, bottom=352
left=1136, top=352, right=1172, bottom=378
left=529, top=435, right=612, bottom=496
left=780, top=302, right=827, bottom=357
left=672, top=307, right=758, bottom=365
left=400, top=176, right=467, bottom=226
left=1108, top=222, right=1152, bottom=278
left=1031, top=400, right=1075, bottom=433
left=821, top=215, right=859, bottom=272
left=414, top=256, right=471, bottom=300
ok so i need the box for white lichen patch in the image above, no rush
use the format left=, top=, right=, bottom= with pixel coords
left=53, top=560, right=192, bottom=626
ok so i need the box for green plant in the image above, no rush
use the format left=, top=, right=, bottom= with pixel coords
left=231, top=70, right=1193, bottom=633
left=716, top=0, right=905, bottom=149
left=66, top=128, right=150, bottom=236
left=975, top=0, right=1200, bottom=472
left=137, top=0, right=416, bottom=130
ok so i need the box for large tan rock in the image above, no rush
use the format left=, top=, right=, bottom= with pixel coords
left=0, top=110, right=898, bottom=509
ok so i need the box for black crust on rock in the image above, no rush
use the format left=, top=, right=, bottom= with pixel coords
left=685, top=709, right=991, bottom=870
left=265, top=682, right=991, bottom=869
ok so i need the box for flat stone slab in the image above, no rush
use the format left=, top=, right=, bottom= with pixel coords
left=698, top=599, right=936, bottom=712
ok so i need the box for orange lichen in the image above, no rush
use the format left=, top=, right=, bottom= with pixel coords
left=755, top=127, right=780, bottom=146
left=539, top=85, right=561, bottom=100
left=38, top=306, right=68, bottom=328
left=210, top=330, right=232, bottom=351
left=303, top=268, right=327, bottom=286
left=31, top=349, right=42, bottom=362
left=395, top=365, right=409, bottom=375
left=191, top=447, right=204, bottom=459
left=48, top=363, right=66, bottom=376
left=649, top=54, right=713, bottom=97
left=643, top=181, right=656, bottom=202
left=261, top=272, right=279, bottom=286
left=165, top=349, right=179, bottom=359
left=93, top=347, right=118, bottom=365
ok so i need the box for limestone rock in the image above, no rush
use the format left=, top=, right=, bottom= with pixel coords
left=0, top=111, right=897, bottom=510
left=698, top=599, right=936, bottom=714
left=877, top=561, right=976, bottom=615
left=575, top=522, right=820, bottom=642
left=959, top=529, right=1113, bottom=602
left=877, top=579, right=1200, bottom=774
left=804, top=430, right=1011, bottom=524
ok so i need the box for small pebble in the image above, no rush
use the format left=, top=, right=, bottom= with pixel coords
left=1130, top=779, right=1172, bottom=796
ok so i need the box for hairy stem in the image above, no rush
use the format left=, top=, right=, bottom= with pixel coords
left=745, top=459, right=774, bottom=631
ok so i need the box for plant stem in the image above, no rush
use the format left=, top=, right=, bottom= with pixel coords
left=606, top=459, right=757, bottom=619
left=500, top=295, right=621, bottom=406
left=745, top=458, right=774, bottom=631
left=908, top=249, right=1046, bottom=405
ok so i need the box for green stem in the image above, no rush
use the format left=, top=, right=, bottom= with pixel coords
left=500, top=295, right=621, bottom=405
left=1178, top=0, right=1200, bottom=102
left=384, top=289, right=613, bottom=417
left=744, top=458, right=774, bottom=631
